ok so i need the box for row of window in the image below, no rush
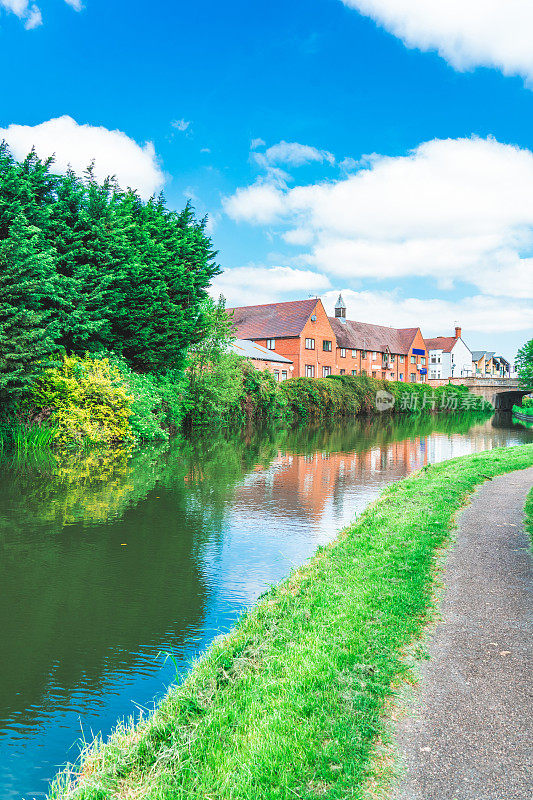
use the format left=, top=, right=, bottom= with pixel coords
left=305, top=338, right=332, bottom=351
left=272, top=369, right=289, bottom=381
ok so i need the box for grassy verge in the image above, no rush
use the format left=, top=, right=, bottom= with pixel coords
left=49, top=443, right=533, bottom=800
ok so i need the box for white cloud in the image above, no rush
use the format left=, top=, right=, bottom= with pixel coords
left=171, top=119, right=190, bottom=132
left=225, top=136, right=533, bottom=299
left=224, top=181, right=285, bottom=225
left=321, top=289, right=533, bottom=337
left=0, top=116, right=164, bottom=199
left=341, top=0, right=533, bottom=84
left=1, top=0, right=80, bottom=27
left=254, top=140, right=335, bottom=168
left=24, top=3, right=41, bottom=27
left=211, top=265, right=331, bottom=307
left=251, top=138, right=266, bottom=150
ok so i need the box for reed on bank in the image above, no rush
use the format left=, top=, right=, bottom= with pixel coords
left=48, top=442, right=533, bottom=800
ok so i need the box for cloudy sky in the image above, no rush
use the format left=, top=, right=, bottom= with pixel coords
left=1, top=0, right=532, bottom=360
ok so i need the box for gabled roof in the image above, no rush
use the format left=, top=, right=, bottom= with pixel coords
left=471, top=350, right=495, bottom=361
left=425, top=336, right=458, bottom=353
left=229, top=338, right=293, bottom=364
left=329, top=317, right=409, bottom=354
left=397, top=328, right=420, bottom=351
left=228, top=299, right=319, bottom=339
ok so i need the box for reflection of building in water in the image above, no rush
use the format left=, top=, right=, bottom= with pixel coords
left=234, top=435, right=430, bottom=521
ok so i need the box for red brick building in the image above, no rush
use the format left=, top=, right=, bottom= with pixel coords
left=229, top=338, right=294, bottom=381
left=228, top=298, right=338, bottom=379
left=228, top=296, right=428, bottom=382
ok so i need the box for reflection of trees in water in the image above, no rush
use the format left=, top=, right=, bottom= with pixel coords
left=0, top=430, right=288, bottom=732
left=1, top=412, right=524, bottom=734
left=282, top=411, right=496, bottom=456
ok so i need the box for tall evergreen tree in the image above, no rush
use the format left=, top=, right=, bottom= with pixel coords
left=0, top=142, right=220, bottom=380
left=0, top=215, right=59, bottom=397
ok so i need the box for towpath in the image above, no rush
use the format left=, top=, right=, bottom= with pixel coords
left=393, top=466, right=533, bottom=800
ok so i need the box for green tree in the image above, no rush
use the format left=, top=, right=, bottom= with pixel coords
left=515, top=338, right=533, bottom=389
left=0, top=215, right=59, bottom=398
left=185, top=297, right=243, bottom=425
left=0, top=144, right=220, bottom=378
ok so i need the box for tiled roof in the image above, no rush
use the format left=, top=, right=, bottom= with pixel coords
left=397, top=328, right=420, bottom=351
left=229, top=338, right=293, bottom=364
left=228, top=299, right=319, bottom=339
left=329, top=317, right=410, bottom=354
left=425, top=336, right=457, bottom=353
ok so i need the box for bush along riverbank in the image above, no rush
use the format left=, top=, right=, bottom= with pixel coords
left=2, top=357, right=490, bottom=453
left=512, top=396, right=533, bottom=424
left=48, top=443, right=533, bottom=800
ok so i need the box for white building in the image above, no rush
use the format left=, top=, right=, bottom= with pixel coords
left=425, top=327, right=473, bottom=380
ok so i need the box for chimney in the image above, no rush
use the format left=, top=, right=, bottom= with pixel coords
left=455, top=325, right=462, bottom=339
left=335, top=293, right=346, bottom=322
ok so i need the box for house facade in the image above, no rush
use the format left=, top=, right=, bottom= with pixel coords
left=228, top=298, right=338, bottom=379
left=229, top=339, right=294, bottom=381
left=425, top=327, right=473, bottom=379
left=229, top=295, right=428, bottom=382
left=329, top=295, right=427, bottom=383
left=472, top=351, right=511, bottom=378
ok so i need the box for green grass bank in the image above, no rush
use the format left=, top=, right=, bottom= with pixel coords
left=49, top=443, right=533, bottom=800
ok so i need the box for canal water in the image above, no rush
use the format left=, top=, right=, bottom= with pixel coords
left=1, top=413, right=531, bottom=798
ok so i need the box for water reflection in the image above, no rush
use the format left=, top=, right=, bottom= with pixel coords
left=0, top=413, right=530, bottom=798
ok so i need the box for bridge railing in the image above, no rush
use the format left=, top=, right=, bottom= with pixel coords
left=428, top=377, right=520, bottom=389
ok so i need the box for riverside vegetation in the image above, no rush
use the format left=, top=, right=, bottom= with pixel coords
left=0, top=146, right=492, bottom=454
left=48, top=443, right=533, bottom=799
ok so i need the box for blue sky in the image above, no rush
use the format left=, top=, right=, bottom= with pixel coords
left=0, top=0, right=532, bottom=359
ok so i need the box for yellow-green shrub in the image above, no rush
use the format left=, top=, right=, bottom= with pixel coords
left=28, top=355, right=133, bottom=447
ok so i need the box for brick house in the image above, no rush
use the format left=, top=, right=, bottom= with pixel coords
left=229, top=338, right=294, bottom=381
left=229, top=295, right=428, bottom=382
left=329, top=295, right=428, bottom=383
left=228, top=298, right=339, bottom=378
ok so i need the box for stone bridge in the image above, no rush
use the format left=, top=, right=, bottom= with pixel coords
left=427, top=377, right=530, bottom=411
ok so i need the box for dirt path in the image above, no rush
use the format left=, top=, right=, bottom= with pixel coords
left=393, top=466, right=533, bottom=800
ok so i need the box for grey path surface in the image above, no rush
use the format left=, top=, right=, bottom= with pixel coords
left=393, top=466, right=533, bottom=800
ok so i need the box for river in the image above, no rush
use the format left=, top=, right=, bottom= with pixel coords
left=0, top=412, right=531, bottom=798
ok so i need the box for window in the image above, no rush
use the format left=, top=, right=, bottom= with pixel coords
left=390, top=354, right=395, bottom=363
left=340, top=369, right=345, bottom=375
left=305, top=338, right=315, bottom=350
left=409, top=373, right=416, bottom=382
left=322, top=366, right=331, bottom=377
left=323, top=340, right=332, bottom=352
left=273, top=370, right=279, bottom=381
left=361, top=350, right=367, bottom=359
left=399, top=373, right=404, bottom=381
left=430, top=356, right=437, bottom=364
left=421, top=357, right=426, bottom=365
left=410, top=355, right=416, bottom=364
left=281, top=370, right=288, bottom=381
left=352, top=369, right=357, bottom=376
left=352, top=349, right=357, bottom=358
left=399, top=355, right=404, bottom=363
left=340, top=348, right=346, bottom=358
left=266, top=339, right=275, bottom=350
left=373, top=351, right=378, bottom=361
left=305, top=364, right=315, bottom=378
